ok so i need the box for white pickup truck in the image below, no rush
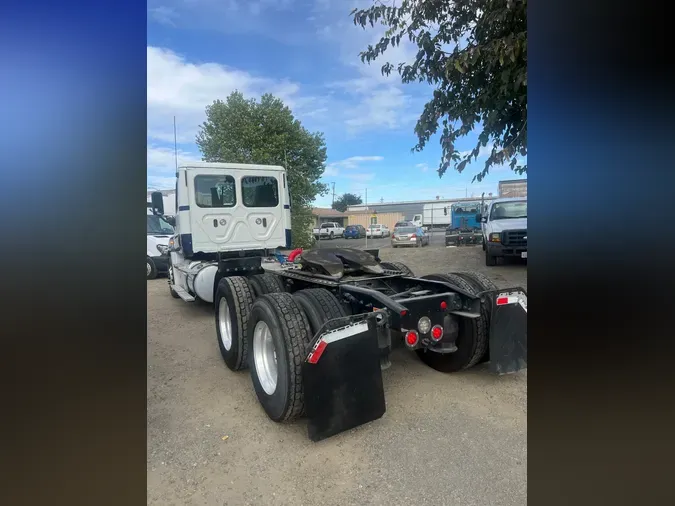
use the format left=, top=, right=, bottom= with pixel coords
left=313, top=222, right=345, bottom=240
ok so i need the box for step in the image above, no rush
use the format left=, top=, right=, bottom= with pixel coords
left=172, top=284, right=195, bottom=302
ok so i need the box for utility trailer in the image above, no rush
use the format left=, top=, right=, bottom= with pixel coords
left=151, top=162, right=527, bottom=442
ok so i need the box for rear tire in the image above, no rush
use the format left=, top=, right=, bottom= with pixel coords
left=454, top=271, right=499, bottom=364
left=293, top=288, right=346, bottom=337
left=329, top=231, right=334, bottom=240
left=215, top=276, right=254, bottom=371
left=248, top=293, right=312, bottom=422
left=380, top=261, right=415, bottom=277
left=416, top=273, right=488, bottom=372
left=248, top=273, right=285, bottom=298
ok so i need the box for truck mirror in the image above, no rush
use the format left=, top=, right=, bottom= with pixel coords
left=151, top=191, right=164, bottom=215
left=475, top=213, right=482, bottom=222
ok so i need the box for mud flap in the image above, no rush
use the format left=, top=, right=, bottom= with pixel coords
left=488, top=289, right=528, bottom=374
left=303, top=315, right=385, bottom=442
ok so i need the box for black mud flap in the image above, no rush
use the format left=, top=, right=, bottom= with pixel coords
left=302, top=315, right=385, bottom=442
left=487, top=289, right=528, bottom=375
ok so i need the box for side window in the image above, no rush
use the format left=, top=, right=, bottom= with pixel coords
left=370, top=217, right=377, bottom=225
left=241, top=176, right=279, bottom=208
left=195, top=175, right=236, bottom=208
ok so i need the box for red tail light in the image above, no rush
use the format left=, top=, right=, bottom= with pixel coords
left=410, top=234, right=417, bottom=239
left=440, top=301, right=448, bottom=310
left=431, top=325, right=443, bottom=341
left=405, top=330, right=419, bottom=346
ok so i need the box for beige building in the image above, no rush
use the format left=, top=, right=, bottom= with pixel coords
left=311, top=208, right=348, bottom=229
left=347, top=209, right=405, bottom=230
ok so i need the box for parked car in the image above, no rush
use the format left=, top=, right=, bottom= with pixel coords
left=394, top=220, right=414, bottom=229
left=344, top=224, right=366, bottom=239
left=312, top=221, right=345, bottom=239
left=391, top=226, right=430, bottom=248
left=366, top=224, right=390, bottom=238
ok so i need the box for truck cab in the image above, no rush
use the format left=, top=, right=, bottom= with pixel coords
left=480, top=197, right=527, bottom=266
left=151, top=162, right=291, bottom=302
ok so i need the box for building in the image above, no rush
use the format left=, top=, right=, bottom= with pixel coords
left=311, top=208, right=348, bottom=228
left=498, top=179, right=527, bottom=198
left=346, top=208, right=405, bottom=230
left=346, top=196, right=495, bottom=221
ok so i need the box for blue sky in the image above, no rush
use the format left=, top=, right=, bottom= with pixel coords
left=147, top=0, right=525, bottom=207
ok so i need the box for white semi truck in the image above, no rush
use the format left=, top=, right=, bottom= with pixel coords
left=149, top=162, right=527, bottom=441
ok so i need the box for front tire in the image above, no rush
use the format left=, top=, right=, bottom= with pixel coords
left=248, top=293, right=312, bottom=422
left=168, top=267, right=180, bottom=298
left=215, top=276, right=254, bottom=371
left=147, top=257, right=157, bottom=280
left=485, top=249, right=497, bottom=266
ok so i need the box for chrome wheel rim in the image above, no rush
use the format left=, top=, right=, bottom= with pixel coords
left=218, top=298, right=233, bottom=350
left=253, top=321, right=278, bottom=395
left=147, top=261, right=152, bottom=276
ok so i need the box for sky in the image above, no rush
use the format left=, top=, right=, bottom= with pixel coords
left=147, top=0, right=526, bottom=207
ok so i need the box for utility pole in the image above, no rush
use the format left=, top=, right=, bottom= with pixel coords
left=331, top=182, right=336, bottom=208
left=365, top=188, right=368, bottom=247
left=173, top=116, right=179, bottom=175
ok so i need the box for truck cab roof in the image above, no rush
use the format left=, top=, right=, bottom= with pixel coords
left=179, top=163, right=286, bottom=172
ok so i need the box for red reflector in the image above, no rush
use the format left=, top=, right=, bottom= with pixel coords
left=440, top=301, right=448, bottom=310
left=496, top=297, right=509, bottom=305
left=307, top=340, right=327, bottom=364
left=405, top=331, right=418, bottom=346
left=400, top=309, right=408, bottom=317
left=431, top=325, right=443, bottom=341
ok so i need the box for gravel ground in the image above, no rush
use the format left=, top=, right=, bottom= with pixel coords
left=147, top=245, right=527, bottom=506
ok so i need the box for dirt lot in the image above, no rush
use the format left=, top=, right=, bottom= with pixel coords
left=148, top=245, right=527, bottom=506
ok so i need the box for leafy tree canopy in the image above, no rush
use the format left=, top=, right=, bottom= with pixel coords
left=352, top=0, right=527, bottom=182
left=332, top=192, right=363, bottom=213
left=196, top=92, right=328, bottom=248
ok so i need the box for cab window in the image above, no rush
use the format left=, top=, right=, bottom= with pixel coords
left=242, top=176, right=279, bottom=208
left=195, top=175, right=236, bottom=208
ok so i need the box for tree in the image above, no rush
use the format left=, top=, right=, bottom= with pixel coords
left=332, top=192, right=363, bottom=213
left=352, top=0, right=527, bottom=182
left=196, top=92, right=328, bottom=248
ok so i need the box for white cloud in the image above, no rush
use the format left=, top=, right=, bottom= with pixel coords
left=416, top=163, right=429, bottom=172
left=147, top=46, right=308, bottom=145
left=324, top=155, right=384, bottom=176
left=313, top=5, right=426, bottom=134
left=459, top=143, right=495, bottom=160
left=147, top=144, right=201, bottom=171
left=149, top=6, right=178, bottom=26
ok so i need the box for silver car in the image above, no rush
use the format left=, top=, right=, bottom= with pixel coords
left=391, top=226, right=430, bottom=248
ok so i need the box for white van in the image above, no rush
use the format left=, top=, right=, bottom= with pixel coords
left=147, top=207, right=174, bottom=279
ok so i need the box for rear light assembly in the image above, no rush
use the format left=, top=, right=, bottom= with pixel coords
left=417, top=317, right=431, bottom=334
left=410, top=234, right=417, bottom=239
left=405, top=330, right=419, bottom=347
left=431, top=325, right=444, bottom=342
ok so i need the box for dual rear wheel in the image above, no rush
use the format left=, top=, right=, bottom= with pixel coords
left=215, top=275, right=345, bottom=422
